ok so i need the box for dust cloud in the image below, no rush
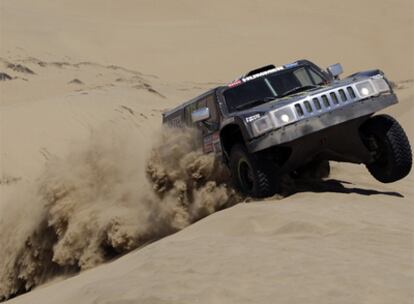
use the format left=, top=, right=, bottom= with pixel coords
left=0, top=125, right=239, bottom=301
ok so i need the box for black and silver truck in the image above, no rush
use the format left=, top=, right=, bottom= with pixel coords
left=162, top=60, right=412, bottom=197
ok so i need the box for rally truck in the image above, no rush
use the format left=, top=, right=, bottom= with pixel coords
left=162, top=60, right=412, bottom=197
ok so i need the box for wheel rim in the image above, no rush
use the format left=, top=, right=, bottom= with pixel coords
left=238, top=158, right=254, bottom=192
left=367, top=135, right=389, bottom=167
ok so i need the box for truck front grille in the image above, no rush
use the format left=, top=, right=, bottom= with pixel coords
left=292, top=86, right=359, bottom=118
left=270, top=77, right=391, bottom=130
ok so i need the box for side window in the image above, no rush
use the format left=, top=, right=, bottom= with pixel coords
left=185, top=102, right=198, bottom=126
left=184, top=93, right=219, bottom=131
left=197, top=98, right=207, bottom=109
left=205, top=94, right=219, bottom=124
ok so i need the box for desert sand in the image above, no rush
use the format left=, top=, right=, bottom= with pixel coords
left=0, top=0, right=413, bottom=303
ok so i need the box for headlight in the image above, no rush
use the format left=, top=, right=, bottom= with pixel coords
left=271, top=107, right=298, bottom=128
left=372, top=77, right=390, bottom=93
left=280, top=114, right=290, bottom=123
left=251, top=107, right=299, bottom=137
left=252, top=115, right=273, bottom=136
left=356, top=81, right=375, bottom=98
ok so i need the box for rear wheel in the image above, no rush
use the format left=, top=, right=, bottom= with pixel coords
left=361, top=114, right=412, bottom=183
left=229, top=144, right=277, bottom=197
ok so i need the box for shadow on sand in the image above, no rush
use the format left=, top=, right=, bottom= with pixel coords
left=285, top=178, right=404, bottom=198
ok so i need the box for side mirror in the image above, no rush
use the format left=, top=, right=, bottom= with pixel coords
left=191, top=107, right=210, bottom=123
left=327, top=63, right=343, bottom=79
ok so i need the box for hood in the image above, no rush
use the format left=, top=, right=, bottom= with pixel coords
left=232, top=76, right=373, bottom=116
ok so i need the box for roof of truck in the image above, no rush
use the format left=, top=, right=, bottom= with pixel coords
left=162, top=59, right=321, bottom=118
left=162, top=88, right=220, bottom=118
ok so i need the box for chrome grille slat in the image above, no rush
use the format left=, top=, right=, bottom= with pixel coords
left=327, top=93, right=335, bottom=107
left=312, top=97, right=322, bottom=111
left=303, top=100, right=313, bottom=113
left=347, top=86, right=356, bottom=99
left=338, top=89, right=347, bottom=102
left=316, top=97, right=324, bottom=110
left=294, top=104, right=304, bottom=116
left=343, top=87, right=353, bottom=101
left=321, top=95, right=330, bottom=108
left=330, top=92, right=339, bottom=105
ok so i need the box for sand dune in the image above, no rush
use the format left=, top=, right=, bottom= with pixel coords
left=1, top=0, right=413, bottom=303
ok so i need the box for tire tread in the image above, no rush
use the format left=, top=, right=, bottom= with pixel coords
left=363, top=115, right=412, bottom=183
left=230, top=144, right=276, bottom=197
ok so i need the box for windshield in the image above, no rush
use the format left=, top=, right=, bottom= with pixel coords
left=224, top=65, right=326, bottom=112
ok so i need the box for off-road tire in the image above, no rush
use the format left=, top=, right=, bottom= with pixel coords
left=229, top=144, right=277, bottom=197
left=294, top=160, right=330, bottom=180
left=361, top=114, right=412, bottom=183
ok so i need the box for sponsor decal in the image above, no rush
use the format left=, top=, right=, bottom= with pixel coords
left=227, top=66, right=285, bottom=88
left=203, top=134, right=214, bottom=153
left=245, top=114, right=261, bottom=123
left=212, top=132, right=220, bottom=141
left=204, top=132, right=222, bottom=154
left=228, top=79, right=242, bottom=88
left=241, top=66, right=284, bottom=83
left=212, top=132, right=222, bottom=154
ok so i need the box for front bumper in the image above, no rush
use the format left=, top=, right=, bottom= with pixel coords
left=247, top=93, right=398, bottom=153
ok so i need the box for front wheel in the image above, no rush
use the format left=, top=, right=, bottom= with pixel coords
left=361, top=114, right=412, bottom=183
left=229, top=144, right=277, bottom=197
